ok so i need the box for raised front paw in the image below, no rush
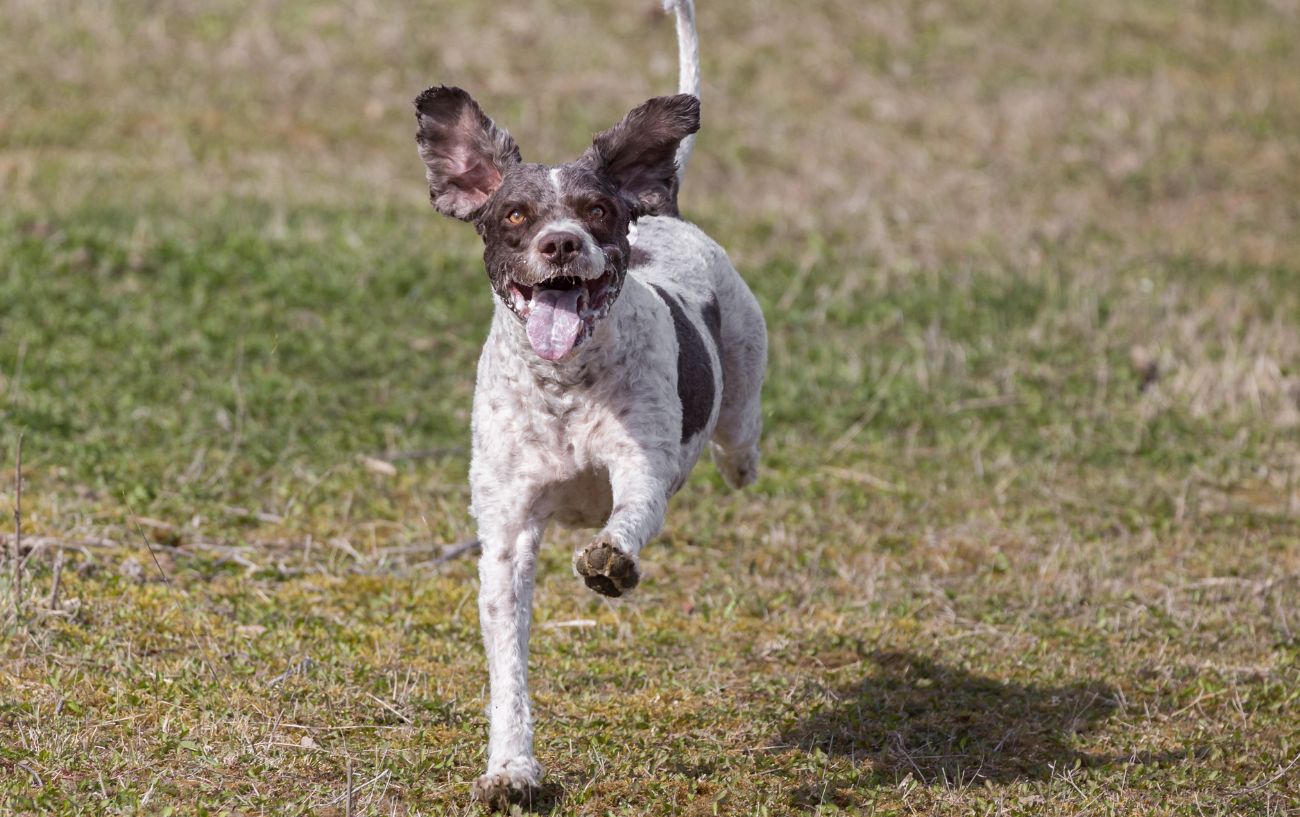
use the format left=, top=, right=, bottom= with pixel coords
left=574, top=534, right=640, bottom=598
left=472, top=756, right=543, bottom=811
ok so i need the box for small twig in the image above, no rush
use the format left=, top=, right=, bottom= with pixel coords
left=277, top=722, right=404, bottom=732
left=267, top=657, right=315, bottom=687
left=432, top=539, right=480, bottom=566
left=365, top=691, right=413, bottom=724
left=12, top=432, right=23, bottom=621
left=1229, top=749, right=1300, bottom=798
left=221, top=505, right=284, bottom=525
left=345, top=757, right=354, bottom=817
left=1, top=535, right=112, bottom=553
left=47, top=549, right=64, bottom=611
left=888, top=732, right=929, bottom=785
left=324, top=767, right=390, bottom=809
left=542, top=619, right=598, bottom=630
left=825, top=467, right=906, bottom=494
left=328, top=537, right=364, bottom=561
left=16, top=761, right=42, bottom=788
left=264, top=740, right=332, bottom=753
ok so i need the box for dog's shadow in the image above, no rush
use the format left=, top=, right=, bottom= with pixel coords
left=779, top=650, right=1130, bottom=791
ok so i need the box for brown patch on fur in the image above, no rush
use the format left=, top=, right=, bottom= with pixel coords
left=586, top=94, right=700, bottom=218
left=650, top=284, right=716, bottom=442
left=701, top=294, right=723, bottom=350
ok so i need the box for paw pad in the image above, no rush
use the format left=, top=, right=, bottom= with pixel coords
left=574, top=537, right=639, bottom=597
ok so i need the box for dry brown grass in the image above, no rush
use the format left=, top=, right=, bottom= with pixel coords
left=2, top=0, right=1298, bottom=814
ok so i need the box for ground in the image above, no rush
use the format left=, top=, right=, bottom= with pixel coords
left=1, top=0, right=1298, bottom=814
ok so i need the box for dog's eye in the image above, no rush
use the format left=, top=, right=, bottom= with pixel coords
left=506, top=208, right=526, bottom=225
left=588, top=205, right=606, bottom=220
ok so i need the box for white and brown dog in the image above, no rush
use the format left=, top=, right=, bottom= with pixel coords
left=412, top=1, right=766, bottom=807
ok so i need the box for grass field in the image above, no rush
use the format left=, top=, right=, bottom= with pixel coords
left=2, top=0, right=1299, bottom=814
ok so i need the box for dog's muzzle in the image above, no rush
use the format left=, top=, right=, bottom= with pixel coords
left=506, top=268, right=621, bottom=361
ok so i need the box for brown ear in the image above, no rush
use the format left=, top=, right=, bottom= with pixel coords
left=414, top=86, right=521, bottom=220
left=587, top=94, right=700, bottom=217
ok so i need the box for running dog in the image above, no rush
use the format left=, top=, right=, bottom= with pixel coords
left=411, top=1, right=766, bottom=806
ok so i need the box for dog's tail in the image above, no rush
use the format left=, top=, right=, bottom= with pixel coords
left=663, top=0, right=699, bottom=186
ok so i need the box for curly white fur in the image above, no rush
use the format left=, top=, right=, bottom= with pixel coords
left=469, top=216, right=766, bottom=802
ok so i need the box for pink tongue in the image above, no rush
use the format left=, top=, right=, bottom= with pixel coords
left=526, top=287, right=584, bottom=360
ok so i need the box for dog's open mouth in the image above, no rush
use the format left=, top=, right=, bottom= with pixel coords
left=507, top=270, right=619, bottom=361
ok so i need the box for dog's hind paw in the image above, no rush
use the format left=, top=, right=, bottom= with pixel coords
left=574, top=535, right=640, bottom=597
left=472, top=759, right=543, bottom=811
left=712, top=442, right=760, bottom=489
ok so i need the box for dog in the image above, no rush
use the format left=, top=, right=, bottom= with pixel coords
left=411, top=0, right=766, bottom=807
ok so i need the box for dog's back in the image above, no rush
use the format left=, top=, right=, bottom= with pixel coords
left=632, top=214, right=766, bottom=490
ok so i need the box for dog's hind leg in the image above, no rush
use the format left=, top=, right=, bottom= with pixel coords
left=710, top=269, right=767, bottom=489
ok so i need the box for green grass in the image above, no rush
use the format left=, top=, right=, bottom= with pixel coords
left=2, top=0, right=1298, bottom=814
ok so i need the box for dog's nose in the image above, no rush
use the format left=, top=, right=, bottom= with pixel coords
left=539, top=231, right=582, bottom=266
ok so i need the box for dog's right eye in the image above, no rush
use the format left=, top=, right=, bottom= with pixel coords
left=506, top=208, right=527, bottom=225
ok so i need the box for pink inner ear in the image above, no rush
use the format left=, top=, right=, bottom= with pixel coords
left=451, top=157, right=502, bottom=200
left=444, top=142, right=502, bottom=200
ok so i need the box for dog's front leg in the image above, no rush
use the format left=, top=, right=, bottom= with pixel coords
left=472, top=518, right=544, bottom=809
left=575, top=452, right=673, bottom=597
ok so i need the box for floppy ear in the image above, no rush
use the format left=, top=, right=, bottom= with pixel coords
left=587, top=94, right=700, bottom=216
left=414, top=86, right=521, bottom=220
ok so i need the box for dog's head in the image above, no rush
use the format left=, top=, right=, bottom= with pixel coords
left=414, top=87, right=699, bottom=361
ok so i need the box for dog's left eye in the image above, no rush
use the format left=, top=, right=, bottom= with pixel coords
left=588, top=205, right=606, bottom=219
